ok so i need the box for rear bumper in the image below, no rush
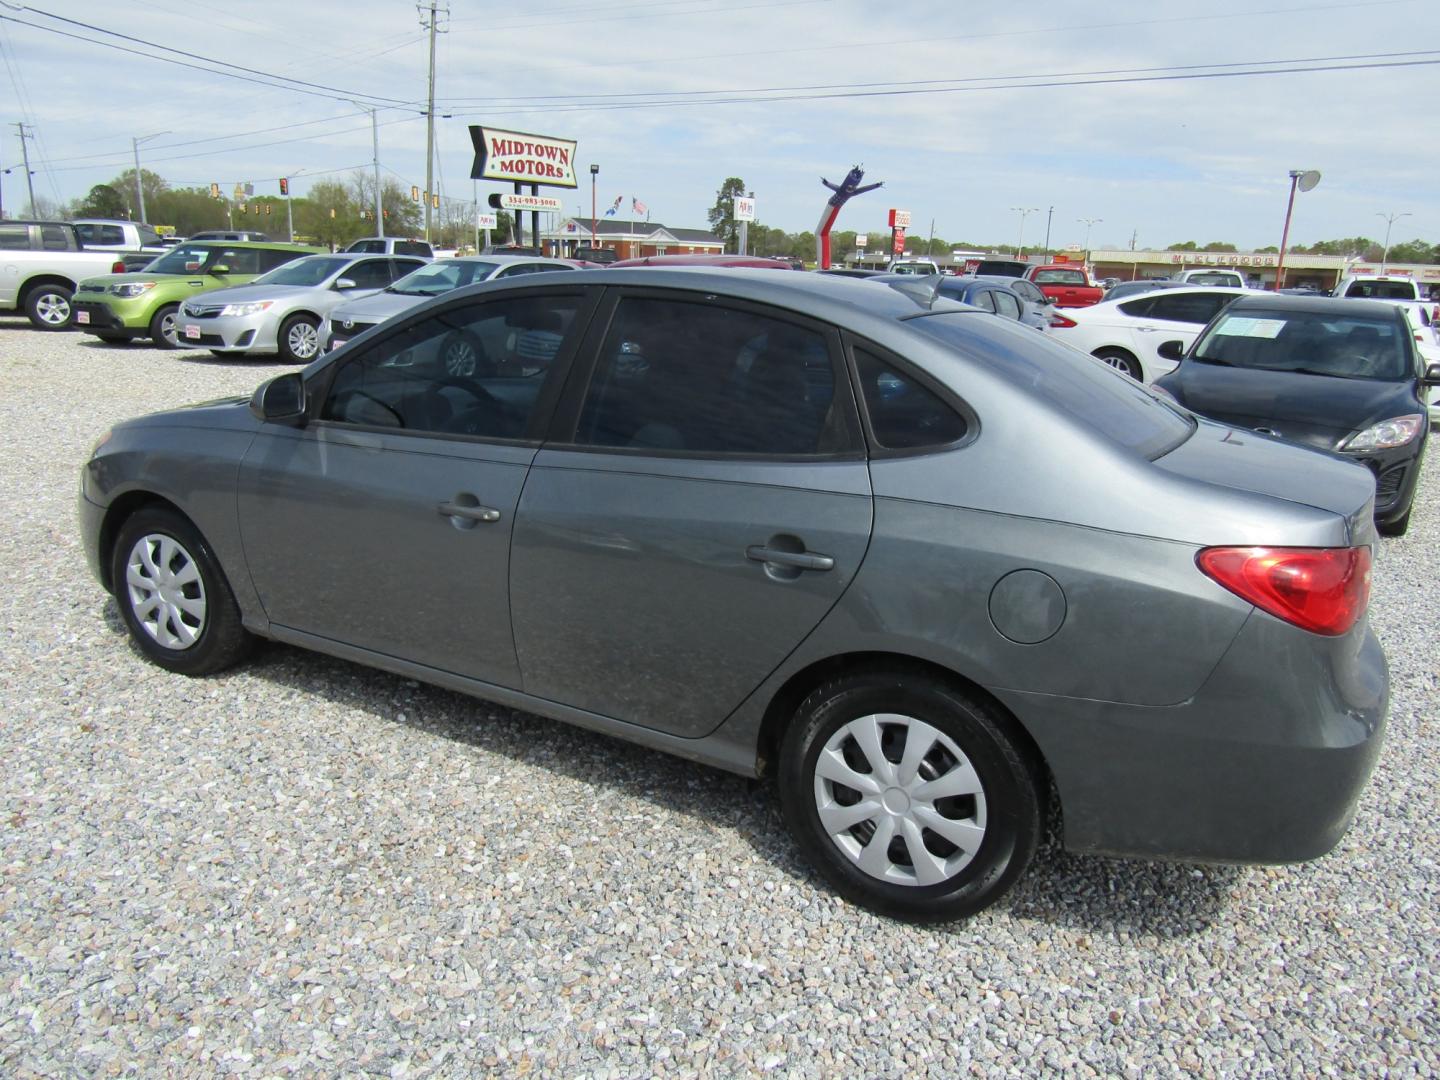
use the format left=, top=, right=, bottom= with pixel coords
left=997, top=612, right=1388, bottom=864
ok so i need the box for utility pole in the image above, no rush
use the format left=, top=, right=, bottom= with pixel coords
left=1043, top=206, right=1054, bottom=253
left=13, top=123, right=36, bottom=217
left=1376, top=210, right=1411, bottom=273
left=419, top=1, right=446, bottom=242
left=131, top=131, right=169, bottom=224
left=351, top=102, right=384, bottom=238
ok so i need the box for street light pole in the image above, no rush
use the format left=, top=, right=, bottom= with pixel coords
left=1078, top=217, right=1102, bottom=261
left=590, top=163, right=599, bottom=254
left=1043, top=206, right=1054, bottom=253
left=131, top=131, right=170, bottom=224
left=1274, top=169, right=1320, bottom=291
left=1376, top=211, right=1411, bottom=273
left=1010, top=206, right=1039, bottom=257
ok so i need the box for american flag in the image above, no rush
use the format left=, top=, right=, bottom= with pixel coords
left=632, top=198, right=648, bottom=216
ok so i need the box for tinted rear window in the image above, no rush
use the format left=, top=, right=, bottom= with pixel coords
left=908, top=312, right=1194, bottom=459
left=1032, top=269, right=1086, bottom=285
left=1343, top=280, right=1419, bottom=300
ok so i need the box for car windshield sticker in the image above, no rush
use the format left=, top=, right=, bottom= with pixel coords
left=1215, top=317, right=1286, bottom=339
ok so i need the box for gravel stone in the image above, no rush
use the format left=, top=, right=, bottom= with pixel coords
left=0, top=319, right=1436, bottom=1076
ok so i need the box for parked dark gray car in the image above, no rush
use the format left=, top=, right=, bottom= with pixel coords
left=78, top=270, right=1387, bottom=921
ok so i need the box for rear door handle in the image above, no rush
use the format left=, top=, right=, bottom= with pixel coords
left=746, top=545, right=835, bottom=572
left=437, top=500, right=501, bottom=523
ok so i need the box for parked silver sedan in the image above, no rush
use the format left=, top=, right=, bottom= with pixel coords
left=174, top=252, right=429, bottom=362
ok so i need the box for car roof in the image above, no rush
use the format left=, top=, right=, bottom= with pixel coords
left=1225, top=293, right=1405, bottom=317
left=174, top=239, right=316, bottom=249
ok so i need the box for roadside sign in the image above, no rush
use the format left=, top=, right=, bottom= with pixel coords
left=733, top=196, right=755, bottom=222
left=476, top=213, right=498, bottom=229
left=888, top=209, right=911, bottom=229
left=498, top=193, right=564, bottom=211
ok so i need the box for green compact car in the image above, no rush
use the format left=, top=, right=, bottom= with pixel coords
left=72, top=241, right=321, bottom=348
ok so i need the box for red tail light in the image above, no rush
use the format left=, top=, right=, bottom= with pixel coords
left=1197, top=546, right=1371, bottom=636
left=1049, top=313, right=1076, bottom=328
left=111, top=261, right=126, bottom=273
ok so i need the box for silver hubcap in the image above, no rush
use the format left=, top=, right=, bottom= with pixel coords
left=444, top=341, right=476, bottom=377
left=159, top=312, right=178, bottom=345
left=813, top=713, right=987, bottom=887
left=288, top=321, right=319, bottom=359
left=1099, top=353, right=1133, bottom=376
left=37, top=293, right=70, bottom=324
left=125, top=533, right=207, bottom=650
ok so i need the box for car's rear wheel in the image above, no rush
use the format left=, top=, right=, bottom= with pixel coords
left=148, top=304, right=181, bottom=349
left=111, top=507, right=253, bottom=675
left=1092, top=347, right=1141, bottom=380
left=779, top=670, right=1042, bottom=922
left=278, top=314, right=321, bottom=363
left=23, top=283, right=73, bottom=330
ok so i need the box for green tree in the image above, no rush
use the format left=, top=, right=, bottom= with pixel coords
left=106, top=168, right=169, bottom=220
left=150, top=187, right=231, bottom=235
left=1166, top=241, right=1198, bottom=251
left=706, top=177, right=746, bottom=253
left=1255, top=245, right=1279, bottom=253
left=76, top=183, right=128, bottom=219
left=1385, top=239, right=1436, bottom=264
left=1200, top=241, right=1238, bottom=252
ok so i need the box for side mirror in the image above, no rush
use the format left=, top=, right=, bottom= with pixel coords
left=1421, top=363, right=1440, bottom=387
left=249, top=372, right=306, bottom=425
left=210, top=264, right=231, bottom=275
left=1157, top=339, right=1186, bottom=362
left=334, top=277, right=358, bottom=290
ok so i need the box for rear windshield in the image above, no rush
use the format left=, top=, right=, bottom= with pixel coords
left=1190, top=308, right=1410, bottom=381
left=908, top=312, right=1194, bottom=459
left=1032, top=269, right=1086, bottom=285
left=1343, top=280, right=1418, bottom=300
left=974, top=260, right=1026, bottom=277
left=1183, top=271, right=1242, bottom=286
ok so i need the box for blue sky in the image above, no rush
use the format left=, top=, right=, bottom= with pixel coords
left=2, top=0, right=1437, bottom=251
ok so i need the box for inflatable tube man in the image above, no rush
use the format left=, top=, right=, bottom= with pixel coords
left=816, top=165, right=883, bottom=270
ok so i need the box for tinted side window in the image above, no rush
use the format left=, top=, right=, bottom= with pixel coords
left=40, top=225, right=70, bottom=251
left=854, top=348, right=967, bottom=451
left=395, top=241, right=432, bottom=257
left=970, top=290, right=998, bottom=313
left=390, top=258, right=427, bottom=280
left=345, top=259, right=394, bottom=289
left=350, top=240, right=385, bottom=254
left=0, top=224, right=29, bottom=250
left=322, top=295, right=581, bottom=439
left=1146, top=292, right=1234, bottom=324
left=575, top=296, right=847, bottom=456
left=993, top=291, right=1022, bottom=319
left=256, top=249, right=302, bottom=273
left=1118, top=296, right=1158, bottom=318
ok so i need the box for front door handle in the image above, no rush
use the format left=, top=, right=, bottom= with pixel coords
left=437, top=500, right=501, bottom=523
left=746, top=545, right=835, bottom=572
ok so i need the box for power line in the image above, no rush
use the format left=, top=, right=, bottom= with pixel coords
left=441, top=53, right=1440, bottom=117
left=0, top=8, right=419, bottom=107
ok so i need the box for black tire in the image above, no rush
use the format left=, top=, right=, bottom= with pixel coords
left=277, top=313, right=321, bottom=363
left=1092, top=347, right=1142, bottom=380
left=1377, top=506, right=1411, bottom=537
left=23, top=282, right=74, bottom=330
left=779, top=670, right=1042, bottom=923
left=148, top=303, right=181, bottom=349
left=110, top=507, right=253, bottom=676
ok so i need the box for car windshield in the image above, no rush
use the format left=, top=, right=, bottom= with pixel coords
left=254, top=256, right=350, bottom=287
left=143, top=244, right=226, bottom=274
left=1191, top=308, right=1410, bottom=381
left=389, top=260, right=498, bottom=296
left=909, top=312, right=1194, bottom=459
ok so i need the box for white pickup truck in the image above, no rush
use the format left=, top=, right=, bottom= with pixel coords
left=1333, top=273, right=1436, bottom=304
left=0, top=221, right=127, bottom=329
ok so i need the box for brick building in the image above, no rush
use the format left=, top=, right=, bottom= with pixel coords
left=542, top=218, right=724, bottom=260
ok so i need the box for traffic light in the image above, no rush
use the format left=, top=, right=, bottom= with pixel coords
left=432, top=193, right=440, bottom=209
left=264, top=204, right=271, bottom=216
left=210, top=182, right=220, bottom=199
left=411, top=185, right=420, bottom=202
left=383, top=209, right=389, bottom=219
left=279, top=177, right=289, bottom=196
left=329, top=208, right=336, bottom=219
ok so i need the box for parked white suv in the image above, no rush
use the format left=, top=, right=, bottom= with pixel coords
left=1171, top=268, right=1248, bottom=288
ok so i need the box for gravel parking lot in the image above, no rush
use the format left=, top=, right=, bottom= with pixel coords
left=1, top=318, right=1436, bottom=1077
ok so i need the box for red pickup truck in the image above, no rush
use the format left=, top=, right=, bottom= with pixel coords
left=1024, top=264, right=1104, bottom=307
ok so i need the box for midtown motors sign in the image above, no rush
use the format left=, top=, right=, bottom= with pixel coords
left=469, top=126, right=578, bottom=188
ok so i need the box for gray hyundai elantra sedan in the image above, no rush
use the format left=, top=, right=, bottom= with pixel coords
left=78, top=269, right=1388, bottom=922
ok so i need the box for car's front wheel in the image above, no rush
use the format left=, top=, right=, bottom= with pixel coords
left=779, top=670, right=1042, bottom=922
left=148, top=304, right=181, bottom=348
left=111, top=507, right=253, bottom=675
left=278, top=313, right=321, bottom=363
